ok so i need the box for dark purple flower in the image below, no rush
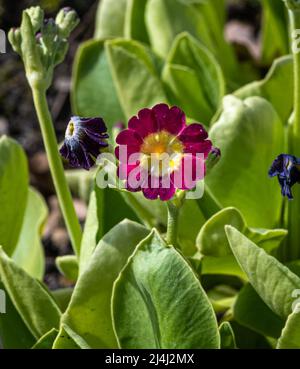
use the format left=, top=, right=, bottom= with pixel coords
left=269, top=154, right=300, bottom=200
left=60, top=116, right=109, bottom=170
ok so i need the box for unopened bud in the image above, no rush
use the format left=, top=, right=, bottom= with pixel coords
left=25, top=6, right=44, bottom=33
left=206, top=147, right=221, bottom=174
left=8, top=27, right=22, bottom=55
left=55, top=7, right=79, bottom=38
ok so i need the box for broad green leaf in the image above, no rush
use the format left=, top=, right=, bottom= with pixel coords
left=106, top=38, right=167, bottom=119
left=56, top=255, right=78, bottom=282
left=230, top=321, right=273, bottom=349
left=177, top=198, right=206, bottom=256
left=125, top=0, right=149, bottom=44
left=206, top=96, right=284, bottom=228
left=0, top=247, right=61, bottom=339
left=112, top=229, right=220, bottom=349
left=51, top=288, right=73, bottom=313
left=219, top=322, right=236, bottom=349
left=32, top=329, right=58, bottom=349
left=71, top=40, right=125, bottom=134
left=235, top=55, right=293, bottom=124
left=94, top=0, right=128, bottom=39
left=63, top=220, right=149, bottom=348
left=146, top=0, right=239, bottom=85
left=0, top=284, right=35, bottom=349
left=226, top=226, right=300, bottom=319
left=145, top=0, right=215, bottom=58
left=207, top=285, right=237, bottom=314
left=234, top=284, right=285, bottom=339
left=12, top=188, right=47, bottom=280
left=197, top=207, right=287, bottom=257
left=0, top=136, right=28, bottom=256
left=200, top=255, right=247, bottom=280
left=79, top=186, right=139, bottom=272
left=277, top=311, right=300, bottom=349
left=52, top=324, right=89, bottom=349
left=197, top=208, right=245, bottom=257
left=162, top=32, right=225, bottom=124
left=261, top=0, right=288, bottom=65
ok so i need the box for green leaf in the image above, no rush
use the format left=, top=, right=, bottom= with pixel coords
left=206, top=96, right=284, bottom=228
left=51, top=288, right=73, bottom=313
left=230, top=321, right=273, bottom=349
left=177, top=198, right=206, bottom=256
left=125, top=0, right=149, bottom=44
left=106, top=38, right=167, bottom=119
left=79, top=186, right=139, bottom=272
left=197, top=207, right=286, bottom=279
left=63, top=220, right=149, bottom=348
left=261, top=0, right=288, bottom=65
left=235, top=55, right=293, bottom=124
left=219, top=322, right=236, bottom=349
left=0, top=247, right=61, bottom=339
left=226, top=226, right=300, bottom=319
left=32, top=329, right=58, bottom=349
left=56, top=255, right=78, bottom=282
left=0, top=284, right=35, bottom=349
left=234, top=284, right=285, bottom=339
left=112, top=229, right=220, bottom=349
left=71, top=40, right=125, bottom=134
left=0, top=136, right=28, bottom=256
left=200, top=255, right=247, bottom=280
left=145, top=0, right=214, bottom=58
left=52, top=324, right=90, bottom=349
left=12, top=188, right=47, bottom=280
left=277, top=311, right=300, bottom=349
left=162, top=32, right=225, bottom=124
left=197, top=207, right=287, bottom=257
left=94, top=0, right=128, bottom=39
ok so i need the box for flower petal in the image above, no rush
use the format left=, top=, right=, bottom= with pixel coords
left=178, top=123, right=208, bottom=143
left=184, top=140, right=212, bottom=158
left=157, top=105, right=186, bottom=135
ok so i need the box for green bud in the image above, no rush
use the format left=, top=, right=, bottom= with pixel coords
left=25, top=6, right=44, bottom=33
left=55, top=7, right=79, bottom=38
left=20, top=12, right=45, bottom=89
left=54, top=39, right=68, bottom=66
left=205, top=147, right=221, bottom=174
left=8, top=28, right=22, bottom=55
left=41, top=18, right=58, bottom=51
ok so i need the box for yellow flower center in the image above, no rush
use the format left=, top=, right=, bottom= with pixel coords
left=140, top=130, right=184, bottom=177
left=67, top=121, right=75, bottom=137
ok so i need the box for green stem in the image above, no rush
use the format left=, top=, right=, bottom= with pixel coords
left=287, top=9, right=300, bottom=261
left=166, top=201, right=179, bottom=247
left=32, top=88, right=82, bottom=256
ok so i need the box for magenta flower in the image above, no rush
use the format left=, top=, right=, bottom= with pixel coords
left=115, top=104, right=213, bottom=201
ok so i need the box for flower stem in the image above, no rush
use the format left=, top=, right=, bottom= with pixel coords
left=166, top=201, right=180, bottom=247
left=288, top=9, right=300, bottom=260
left=32, top=88, right=82, bottom=256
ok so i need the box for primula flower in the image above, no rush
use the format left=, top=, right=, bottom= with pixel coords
left=60, top=116, right=109, bottom=170
left=115, top=104, right=214, bottom=201
left=269, top=154, right=300, bottom=200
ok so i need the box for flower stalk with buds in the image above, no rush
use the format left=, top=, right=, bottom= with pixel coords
left=9, top=7, right=82, bottom=255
